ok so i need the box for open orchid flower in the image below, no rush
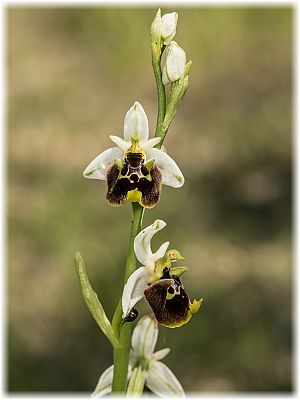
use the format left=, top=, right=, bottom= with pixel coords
left=83, top=101, right=184, bottom=208
left=92, top=316, right=184, bottom=397
left=122, top=220, right=202, bottom=328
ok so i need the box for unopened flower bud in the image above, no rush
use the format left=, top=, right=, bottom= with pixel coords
left=161, top=12, right=178, bottom=45
left=161, top=41, right=186, bottom=85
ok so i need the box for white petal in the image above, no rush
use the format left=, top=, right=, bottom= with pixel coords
left=92, top=365, right=133, bottom=397
left=132, top=315, right=158, bottom=359
left=134, top=220, right=166, bottom=266
left=123, top=101, right=149, bottom=142
left=147, top=148, right=184, bottom=188
left=141, top=137, right=161, bottom=152
left=109, top=135, right=130, bottom=152
left=91, top=365, right=113, bottom=397
left=83, top=147, right=123, bottom=180
left=152, top=241, right=169, bottom=262
left=122, top=267, right=149, bottom=319
left=146, top=361, right=185, bottom=397
left=152, top=348, right=170, bottom=361
left=161, top=12, right=178, bottom=45
left=166, top=42, right=186, bottom=83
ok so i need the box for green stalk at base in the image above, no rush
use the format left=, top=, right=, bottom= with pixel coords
left=111, top=202, right=144, bottom=393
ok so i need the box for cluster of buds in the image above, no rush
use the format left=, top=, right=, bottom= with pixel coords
left=151, top=9, right=190, bottom=85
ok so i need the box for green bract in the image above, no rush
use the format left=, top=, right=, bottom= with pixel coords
left=74, top=252, right=120, bottom=348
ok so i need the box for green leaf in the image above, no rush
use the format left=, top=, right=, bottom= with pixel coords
left=74, top=252, right=120, bottom=348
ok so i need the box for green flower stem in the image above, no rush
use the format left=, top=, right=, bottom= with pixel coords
left=111, top=202, right=144, bottom=393
left=152, top=48, right=166, bottom=139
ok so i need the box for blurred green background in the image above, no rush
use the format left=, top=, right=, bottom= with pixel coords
left=7, top=6, right=292, bottom=393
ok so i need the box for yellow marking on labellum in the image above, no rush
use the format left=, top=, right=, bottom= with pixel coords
left=145, top=159, right=155, bottom=172
left=127, top=188, right=142, bottom=204
left=114, top=159, right=123, bottom=170
left=166, top=289, right=179, bottom=300
left=190, top=298, right=203, bottom=314
left=161, top=298, right=203, bottom=329
left=169, top=266, right=189, bottom=277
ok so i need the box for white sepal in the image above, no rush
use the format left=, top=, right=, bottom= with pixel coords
left=122, top=267, right=149, bottom=319
left=91, top=365, right=114, bottom=398
left=123, top=101, right=149, bottom=142
left=134, top=220, right=167, bottom=266
left=146, top=360, right=185, bottom=397
left=161, top=12, right=178, bottom=45
left=83, top=147, right=123, bottom=180
left=161, top=41, right=186, bottom=85
left=132, top=316, right=158, bottom=359
left=92, top=365, right=133, bottom=398
left=147, top=148, right=184, bottom=188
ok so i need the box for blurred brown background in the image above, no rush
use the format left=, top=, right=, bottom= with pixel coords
left=7, top=6, right=292, bottom=393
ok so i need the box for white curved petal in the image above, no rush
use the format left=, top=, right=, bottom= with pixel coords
left=141, top=137, right=161, bottom=152
left=91, top=365, right=113, bottom=397
left=122, top=267, right=149, bottom=319
left=109, top=135, right=130, bottom=152
left=134, top=220, right=166, bottom=266
left=83, top=147, right=123, bottom=180
left=152, top=348, right=170, bottom=361
left=146, top=361, right=185, bottom=397
left=123, top=101, right=149, bottom=142
left=147, top=148, right=184, bottom=188
left=92, top=364, right=133, bottom=397
left=152, top=241, right=169, bottom=262
left=132, top=316, right=158, bottom=359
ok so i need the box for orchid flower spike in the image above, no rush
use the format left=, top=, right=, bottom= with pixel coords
left=83, top=101, right=184, bottom=208
left=122, top=220, right=202, bottom=328
left=92, top=316, right=185, bottom=397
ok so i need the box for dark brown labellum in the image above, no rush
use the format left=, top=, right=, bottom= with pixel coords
left=106, top=159, right=162, bottom=208
left=144, top=273, right=191, bottom=328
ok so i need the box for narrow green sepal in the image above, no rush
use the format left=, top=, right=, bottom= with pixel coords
left=161, top=61, right=192, bottom=140
left=166, top=249, right=185, bottom=261
left=170, top=266, right=189, bottom=277
left=184, top=60, right=192, bottom=77
left=74, top=252, right=120, bottom=348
